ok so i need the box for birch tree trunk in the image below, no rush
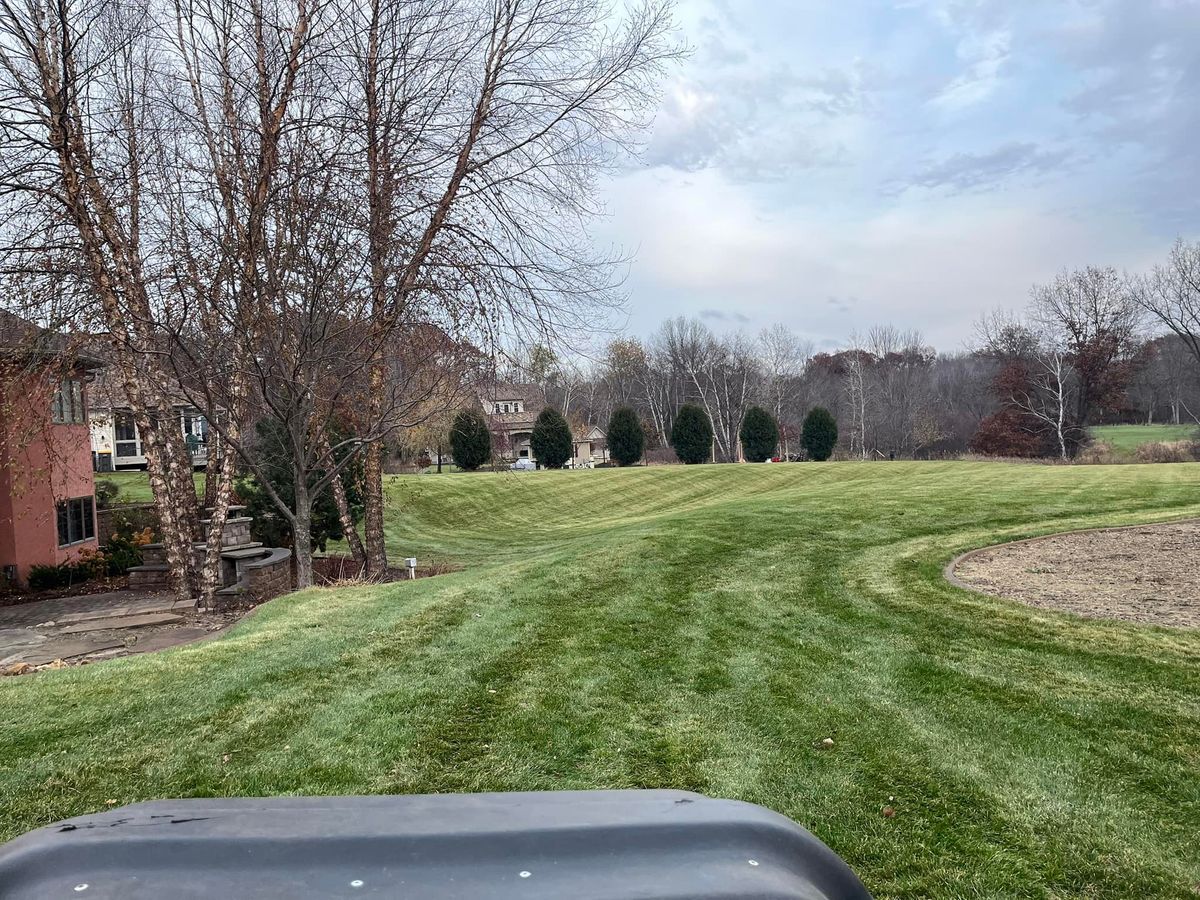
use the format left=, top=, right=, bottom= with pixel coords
left=320, top=431, right=366, bottom=568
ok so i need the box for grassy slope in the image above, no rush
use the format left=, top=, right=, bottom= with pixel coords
left=4, top=462, right=1200, bottom=899
left=1091, top=423, right=1198, bottom=454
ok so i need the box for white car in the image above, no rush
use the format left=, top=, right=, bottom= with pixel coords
left=510, top=458, right=537, bottom=471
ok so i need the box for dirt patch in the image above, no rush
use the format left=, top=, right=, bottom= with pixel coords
left=950, top=520, right=1200, bottom=628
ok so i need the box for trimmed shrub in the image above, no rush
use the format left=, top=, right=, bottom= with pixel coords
left=671, top=404, right=714, bottom=465
left=28, top=563, right=74, bottom=591
left=607, top=406, right=645, bottom=467
left=801, top=407, right=838, bottom=461
left=26, top=547, right=119, bottom=592
left=449, top=408, right=492, bottom=471
left=531, top=407, right=572, bottom=468
left=740, top=406, right=779, bottom=462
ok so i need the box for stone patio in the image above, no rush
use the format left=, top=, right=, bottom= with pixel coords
left=0, top=589, right=239, bottom=674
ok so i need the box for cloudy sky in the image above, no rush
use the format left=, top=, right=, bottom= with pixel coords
left=595, top=0, right=1200, bottom=350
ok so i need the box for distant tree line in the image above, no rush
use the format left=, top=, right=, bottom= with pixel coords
left=503, top=241, right=1200, bottom=464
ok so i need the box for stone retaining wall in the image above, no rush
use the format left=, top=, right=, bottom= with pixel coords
left=245, top=550, right=293, bottom=603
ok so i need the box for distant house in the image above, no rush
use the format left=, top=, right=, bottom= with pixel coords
left=0, top=312, right=104, bottom=587
left=482, top=383, right=542, bottom=462
left=87, top=367, right=209, bottom=471
left=572, top=424, right=608, bottom=468
left=480, top=383, right=607, bottom=468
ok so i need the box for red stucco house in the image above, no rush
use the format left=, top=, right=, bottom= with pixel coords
left=0, top=312, right=105, bottom=587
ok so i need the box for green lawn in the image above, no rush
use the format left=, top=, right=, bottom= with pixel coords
left=93, top=470, right=203, bottom=504
left=1091, top=423, right=1197, bottom=454
left=4, top=462, right=1200, bottom=899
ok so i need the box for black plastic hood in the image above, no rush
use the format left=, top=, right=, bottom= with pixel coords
left=0, top=790, right=872, bottom=899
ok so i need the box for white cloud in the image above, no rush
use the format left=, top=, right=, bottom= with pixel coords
left=929, top=29, right=1011, bottom=111
left=591, top=0, right=1200, bottom=348
left=600, top=169, right=1167, bottom=347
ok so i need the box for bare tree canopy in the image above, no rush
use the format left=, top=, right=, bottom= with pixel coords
left=0, top=0, right=681, bottom=590
left=1133, top=239, right=1200, bottom=366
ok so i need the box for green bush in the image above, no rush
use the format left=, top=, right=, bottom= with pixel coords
left=802, top=407, right=838, bottom=461
left=531, top=407, right=572, bottom=469
left=449, top=408, right=492, bottom=471
left=607, top=407, right=645, bottom=467
left=26, top=549, right=115, bottom=591
left=28, top=563, right=74, bottom=591
left=671, top=404, right=713, bottom=465
left=93, top=479, right=120, bottom=509
left=740, top=406, right=779, bottom=462
left=102, top=536, right=144, bottom=576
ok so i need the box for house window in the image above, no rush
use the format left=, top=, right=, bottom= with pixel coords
left=51, top=379, right=85, bottom=424
left=493, top=403, right=501, bottom=414
left=114, top=413, right=140, bottom=458
left=56, top=496, right=95, bottom=546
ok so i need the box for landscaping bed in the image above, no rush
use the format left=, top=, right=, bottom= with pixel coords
left=950, top=520, right=1200, bottom=628
left=312, top=554, right=457, bottom=585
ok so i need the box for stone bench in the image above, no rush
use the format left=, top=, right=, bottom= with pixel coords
left=215, top=548, right=292, bottom=608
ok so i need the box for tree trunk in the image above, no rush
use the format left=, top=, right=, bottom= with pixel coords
left=198, top=444, right=237, bottom=609
left=362, top=363, right=388, bottom=576
left=293, top=475, right=314, bottom=589
left=320, top=432, right=365, bottom=568
left=203, top=419, right=221, bottom=509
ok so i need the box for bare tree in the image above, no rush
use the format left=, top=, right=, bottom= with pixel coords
left=3, top=0, right=678, bottom=591
left=843, top=333, right=870, bottom=459
left=0, top=0, right=209, bottom=599
left=1030, top=266, right=1143, bottom=428
left=1133, top=239, right=1200, bottom=369
left=977, top=310, right=1078, bottom=460
left=758, top=324, right=810, bottom=457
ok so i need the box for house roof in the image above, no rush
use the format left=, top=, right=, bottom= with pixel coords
left=480, top=381, right=545, bottom=430
left=0, top=310, right=106, bottom=370
left=574, top=425, right=605, bottom=441
left=86, top=364, right=199, bottom=412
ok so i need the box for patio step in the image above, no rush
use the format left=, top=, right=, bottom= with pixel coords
left=57, top=612, right=185, bottom=635
left=221, top=546, right=269, bottom=561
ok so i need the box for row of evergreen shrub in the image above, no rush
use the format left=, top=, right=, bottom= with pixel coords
left=447, top=402, right=840, bottom=470
left=670, top=404, right=838, bottom=464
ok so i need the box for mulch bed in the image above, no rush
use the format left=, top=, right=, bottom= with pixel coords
left=950, top=520, right=1200, bottom=629
left=312, top=555, right=458, bottom=585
